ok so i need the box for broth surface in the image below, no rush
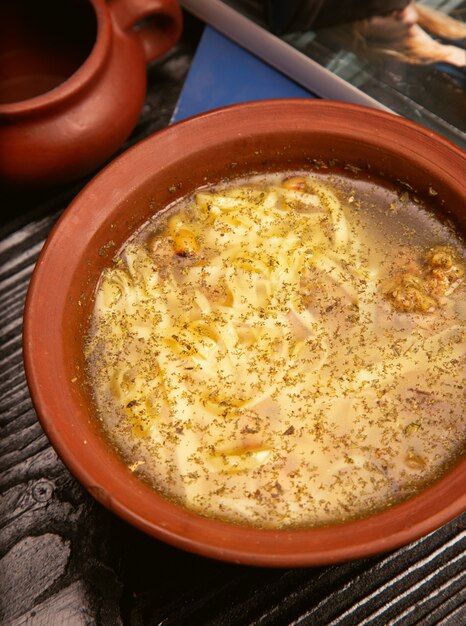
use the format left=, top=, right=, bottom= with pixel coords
left=85, top=171, right=466, bottom=528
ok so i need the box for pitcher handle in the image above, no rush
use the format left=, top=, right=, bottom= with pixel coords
left=109, top=0, right=183, bottom=63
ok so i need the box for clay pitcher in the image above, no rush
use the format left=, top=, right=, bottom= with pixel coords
left=0, top=0, right=183, bottom=189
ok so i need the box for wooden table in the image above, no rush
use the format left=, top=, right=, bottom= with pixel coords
left=1, top=15, right=465, bottom=625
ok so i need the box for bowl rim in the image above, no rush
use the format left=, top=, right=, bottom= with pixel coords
left=23, top=99, right=466, bottom=567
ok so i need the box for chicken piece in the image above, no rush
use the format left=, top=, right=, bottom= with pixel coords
left=281, top=176, right=307, bottom=191
left=172, top=228, right=198, bottom=257
left=384, top=273, right=437, bottom=313
left=168, top=214, right=199, bottom=257
left=424, top=245, right=464, bottom=295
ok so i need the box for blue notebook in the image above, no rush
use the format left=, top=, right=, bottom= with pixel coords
left=171, top=26, right=316, bottom=124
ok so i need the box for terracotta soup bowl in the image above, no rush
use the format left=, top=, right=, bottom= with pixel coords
left=23, top=100, right=466, bottom=567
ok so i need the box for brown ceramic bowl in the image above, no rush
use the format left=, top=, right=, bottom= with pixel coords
left=23, top=100, right=466, bottom=567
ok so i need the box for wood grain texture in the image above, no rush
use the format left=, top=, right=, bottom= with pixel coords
left=1, top=14, right=465, bottom=625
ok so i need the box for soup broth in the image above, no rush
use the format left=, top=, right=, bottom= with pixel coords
left=85, top=170, right=466, bottom=529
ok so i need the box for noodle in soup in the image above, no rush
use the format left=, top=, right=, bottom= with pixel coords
left=84, top=170, right=466, bottom=529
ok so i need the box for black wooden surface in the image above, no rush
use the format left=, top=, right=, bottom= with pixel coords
left=1, top=13, right=465, bottom=626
